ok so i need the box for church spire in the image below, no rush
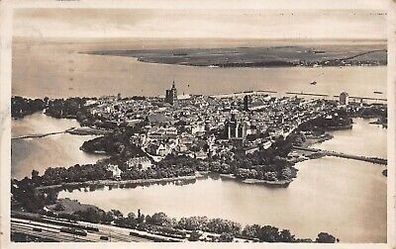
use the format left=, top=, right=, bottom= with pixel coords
left=165, top=80, right=178, bottom=105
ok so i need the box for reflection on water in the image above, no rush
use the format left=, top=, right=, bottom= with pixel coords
left=63, top=177, right=199, bottom=194
left=58, top=119, right=386, bottom=243
left=59, top=158, right=386, bottom=243
left=11, top=40, right=387, bottom=243
left=11, top=113, right=105, bottom=180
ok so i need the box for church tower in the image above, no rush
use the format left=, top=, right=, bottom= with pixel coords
left=165, top=80, right=178, bottom=105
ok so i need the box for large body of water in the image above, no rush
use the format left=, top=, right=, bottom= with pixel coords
left=12, top=39, right=387, bottom=243
left=12, top=40, right=386, bottom=99
left=58, top=118, right=387, bottom=243
left=11, top=113, right=105, bottom=180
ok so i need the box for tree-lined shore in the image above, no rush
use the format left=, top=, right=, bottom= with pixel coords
left=11, top=95, right=387, bottom=243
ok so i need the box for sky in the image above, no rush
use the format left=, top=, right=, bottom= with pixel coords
left=13, top=7, right=387, bottom=40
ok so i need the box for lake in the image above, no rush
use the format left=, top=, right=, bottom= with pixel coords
left=58, top=118, right=387, bottom=243
left=11, top=113, right=106, bottom=180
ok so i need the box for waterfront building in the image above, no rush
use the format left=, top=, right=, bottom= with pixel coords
left=339, top=92, right=349, bottom=106
left=165, top=81, right=178, bottom=105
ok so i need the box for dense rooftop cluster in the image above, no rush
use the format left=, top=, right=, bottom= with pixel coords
left=86, top=92, right=338, bottom=162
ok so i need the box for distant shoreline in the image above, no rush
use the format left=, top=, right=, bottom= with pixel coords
left=84, top=46, right=387, bottom=69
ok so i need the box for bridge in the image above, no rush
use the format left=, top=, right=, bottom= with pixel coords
left=12, top=131, right=68, bottom=140
left=11, top=128, right=76, bottom=140
left=293, top=146, right=387, bottom=165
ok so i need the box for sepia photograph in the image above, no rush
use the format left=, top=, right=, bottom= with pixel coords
left=1, top=0, right=393, bottom=246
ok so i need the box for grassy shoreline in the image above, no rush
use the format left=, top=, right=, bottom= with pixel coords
left=35, top=173, right=206, bottom=192
left=36, top=170, right=296, bottom=192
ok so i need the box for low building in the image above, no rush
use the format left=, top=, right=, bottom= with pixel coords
left=195, top=150, right=208, bottom=160
left=107, top=164, right=122, bottom=179
left=244, top=146, right=260, bottom=155
left=156, top=144, right=169, bottom=156
left=148, top=126, right=178, bottom=140
left=126, top=157, right=152, bottom=170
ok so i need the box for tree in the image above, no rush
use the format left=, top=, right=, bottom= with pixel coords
left=109, top=209, right=124, bottom=220
left=53, top=203, right=65, bottom=211
left=257, top=225, right=279, bottom=242
left=102, top=211, right=115, bottom=224
left=31, top=169, right=39, bottom=179
left=219, top=232, right=234, bottom=242
left=137, top=209, right=141, bottom=218
left=279, top=229, right=295, bottom=242
left=150, top=212, right=171, bottom=227
left=316, top=232, right=336, bottom=243
left=188, top=230, right=201, bottom=241
left=74, top=207, right=104, bottom=223
left=242, top=224, right=261, bottom=238
left=177, top=216, right=208, bottom=231
left=120, top=212, right=138, bottom=228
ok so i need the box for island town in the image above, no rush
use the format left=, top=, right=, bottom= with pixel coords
left=10, top=82, right=387, bottom=243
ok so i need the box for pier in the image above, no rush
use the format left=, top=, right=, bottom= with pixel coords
left=293, top=146, right=387, bottom=165
left=333, top=95, right=387, bottom=102
left=211, top=90, right=277, bottom=98
left=286, top=92, right=329, bottom=97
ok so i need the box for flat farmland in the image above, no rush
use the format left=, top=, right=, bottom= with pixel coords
left=84, top=45, right=386, bottom=67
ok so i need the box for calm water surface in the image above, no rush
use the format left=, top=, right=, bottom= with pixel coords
left=12, top=40, right=386, bottom=99
left=59, top=119, right=387, bottom=243
left=12, top=40, right=387, bottom=242
left=312, top=118, right=387, bottom=158
left=11, top=113, right=105, bottom=179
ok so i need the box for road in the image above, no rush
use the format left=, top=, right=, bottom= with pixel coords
left=340, top=49, right=386, bottom=61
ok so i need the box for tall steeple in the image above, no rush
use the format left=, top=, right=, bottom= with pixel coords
left=165, top=80, right=178, bottom=105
